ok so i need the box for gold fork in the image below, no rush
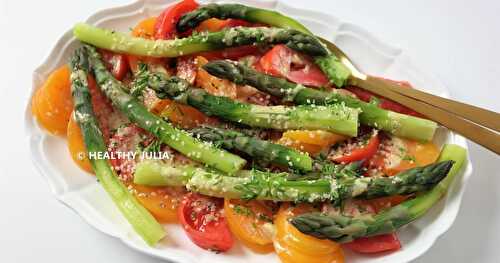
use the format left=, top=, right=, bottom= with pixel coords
left=319, top=38, right=500, bottom=154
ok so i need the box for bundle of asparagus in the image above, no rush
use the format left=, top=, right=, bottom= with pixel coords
left=133, top=159, right=453, bottom=203
left=82, top=44, right=246, bottom=174
left=203, top=60, right=437, bottom=141
left=136, top=66, right=360, bottom=136
left=73, top=23, right=328, bottom=57
left=190, top=126, right=313, bottom=172
left=176, top=3, right=351, bottom=87
left=291, top=144, right=466, bottom=242
left=69, top=49, right=166, bottom=245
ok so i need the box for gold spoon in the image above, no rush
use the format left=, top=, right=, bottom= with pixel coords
left=319, top=37, right=500, bottom=154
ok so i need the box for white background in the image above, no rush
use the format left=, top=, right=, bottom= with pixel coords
left=0, top=0, right=499, bottom=262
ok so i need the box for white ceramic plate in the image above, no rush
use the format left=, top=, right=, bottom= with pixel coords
left=25, top=0, right=473, bottom=262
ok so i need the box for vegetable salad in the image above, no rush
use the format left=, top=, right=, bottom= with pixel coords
left=31, top=1, right=467, bottom=262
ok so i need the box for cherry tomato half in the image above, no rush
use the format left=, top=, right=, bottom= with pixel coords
left=178, top=193, right=234, bottom=252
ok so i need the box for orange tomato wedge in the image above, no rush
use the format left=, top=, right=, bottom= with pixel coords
left=195, top=18, right=253, bottom=33
left=195, top=18, right=229, bottom=32
left=66, top=112, right=93, bottom=173
left=276, top=137, right=324, bottom=156
left=32, top=65, right=73, bottom=135
left=224, top=199, right=275, bottom=253
left=195, top=56, right=238, bottom=99
left=131, top=17, right=156, bottom=38
left=129, top=183, right=185, bottom=223
left=282, top=130, right=347, bottom=146
left=128, top=17, right=173, bottom=115
left=274, top=203, right=344, bottom=263
left=128, top=16, right=166, bottom=73
left=277, top=130, right=347, bottom=156
left=158, top=99, right=218, bottom=129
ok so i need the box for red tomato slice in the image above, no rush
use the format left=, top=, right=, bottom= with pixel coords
left=330, top=131, right=380, bottom=164
left=99, top=49, right=129, bottom=80
left=343, top=233, right=401, bottom=253
left=224, top=18, right=253, bottom=28
left=176, top=56, right=197, bottom=84
left=346, top=79, right=425, bottom=118
left=107, top=124, right=154, bottom=181
left=154, top=0, right=199, bottom=40
left=259, top=44, right=292, bottom=77
left=87, top=75, right=115, bottom=142
left=259, top=44, right=329, bottom=87
left=178, top=193, right=234, bottom=252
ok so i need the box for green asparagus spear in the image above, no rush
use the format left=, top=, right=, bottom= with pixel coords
left=314, top=55, right=352, bottom=87
left=73, top=23, right=328, bottom=58
left=203, top=60, right=437, bottom=141
left=81, top=44, right=246, bottom=174
left=190, top=126, right=313, bottom=172
left=143, top=70, right=359, bottom=136
left=133, top=159, right=453, bottom=203
left=176, top=3, right=351, bottom=86
left=177, top=3, right=312, bottom=34
left=290, top=144, right=466, bottom=243
left=69, top=50, right=165, bottom=246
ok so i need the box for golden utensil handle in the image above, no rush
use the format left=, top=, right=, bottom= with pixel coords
left=350, top=76, right=500, bottom=154
left=376, top=78, right=500, bottom=132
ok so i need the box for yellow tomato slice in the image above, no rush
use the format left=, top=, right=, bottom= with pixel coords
left=129, top=184, right=185, bottom=223
left=66, top=113, right=93, bottom=173
left=274, top=203, right=344, bottom=263
left=224, top=199, right=275, bottom=253
left=275, top=204, right=341, bottom=256
left=32, top=65, right=73, bottom=135
left=131, top=17, right=156, bottom=38
left=275, top=237, right=344, bottom=263
left=385, top=139, right=440, bottom=176
left=282, top=130, right=347, bottom=146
